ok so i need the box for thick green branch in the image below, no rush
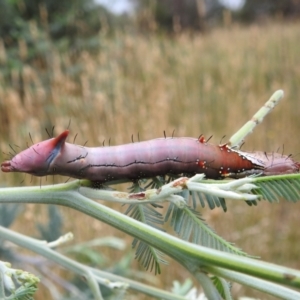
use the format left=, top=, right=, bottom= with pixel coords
left=0, top=180, right=299, bottom=292
left=229, top=89, right=284, bottom=147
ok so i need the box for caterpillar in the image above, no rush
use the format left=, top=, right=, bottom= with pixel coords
left=1, top=130, right=299, bottom=183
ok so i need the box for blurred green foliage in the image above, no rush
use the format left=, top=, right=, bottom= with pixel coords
left=0, top=0, right=108, bottom=47
left=0, top=0, right=130, bottom=82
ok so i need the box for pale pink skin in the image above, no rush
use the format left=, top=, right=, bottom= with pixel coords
left=1, top=131, right=70, bottom=176
left=240, top=151, right=300, bottom=176
left=1, top=130, right=299, bottom=182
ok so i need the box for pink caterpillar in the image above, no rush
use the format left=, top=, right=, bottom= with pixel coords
left=1, top=130, right=299, bottom=182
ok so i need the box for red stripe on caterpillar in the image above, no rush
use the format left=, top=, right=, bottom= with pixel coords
left=1, top=130, right=299, bottom=182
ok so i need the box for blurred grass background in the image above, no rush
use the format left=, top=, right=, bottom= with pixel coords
left=0, top=11, right=300, bottom=299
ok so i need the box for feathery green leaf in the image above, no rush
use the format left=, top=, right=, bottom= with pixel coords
left=125, top=203, right=167, bottom=274
left=210, top=276, right=232, bottom=300
left=252, top=174, right=300, bottom=203
left=165, top=203, right=250, bottom=257
left=190, top=191, right=227, bottom=212
left=132, top=238, right=168, bottom=274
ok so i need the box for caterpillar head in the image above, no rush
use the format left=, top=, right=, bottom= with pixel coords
left=1, top=130, right=69, bottom=177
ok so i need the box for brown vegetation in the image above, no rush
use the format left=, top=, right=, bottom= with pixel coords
left=0, top=21, right=300, bottom=299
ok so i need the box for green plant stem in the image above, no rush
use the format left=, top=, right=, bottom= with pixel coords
left=0, top=225, right=103, bottom=299
left=89, top=269, right=187, bottom=300
left=0, top=180, right=300, bottom=296
left=193, top=272, right=222, bottom=300
left=229, top=90, right=284, bottom=147
left=0, top=264, right=4, bottom=298
left=0, top=226, right=187, bottom=300
left=207, top=266, right=300, bottom=300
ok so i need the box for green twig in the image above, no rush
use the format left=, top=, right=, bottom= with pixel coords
left=0, top=226, right=188, bottom=300
left=207, top=266, right=300, bottom=300
left=0, top=180, right=299, bottom=296
left=193, top=272, right=222, bottom=300
left=229, top=90, right=284, bottom=147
